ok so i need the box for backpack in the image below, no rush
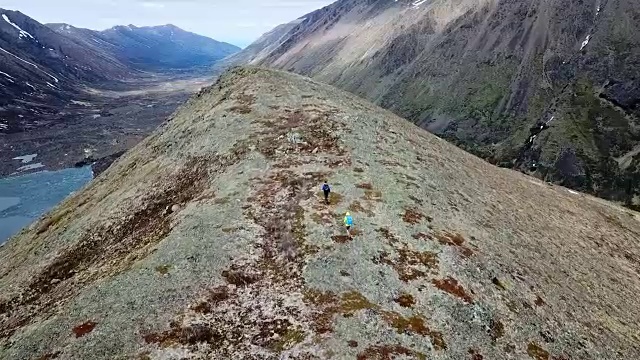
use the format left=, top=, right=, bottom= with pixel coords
left=322, top=184, right=330, bottom=191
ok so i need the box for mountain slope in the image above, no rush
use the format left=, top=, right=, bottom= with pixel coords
left=0, top=9, right=140, bottom=133
left=220, top=17, right=307, bottom=66
left=1, top=67, right=639, bottom=359
left=234, top=0, right=640, bottom=208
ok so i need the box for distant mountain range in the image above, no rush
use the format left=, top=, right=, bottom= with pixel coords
left=48, top=23, right=240, bottom=72
left=0, top=9, right=240, bottom=135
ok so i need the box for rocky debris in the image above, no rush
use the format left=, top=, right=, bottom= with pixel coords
left=0, top=67, right=639, bottom=359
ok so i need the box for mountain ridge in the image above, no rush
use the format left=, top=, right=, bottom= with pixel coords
left=0, top=66, right=639, bottom=359
left=231, top=0, right=640, bottom=209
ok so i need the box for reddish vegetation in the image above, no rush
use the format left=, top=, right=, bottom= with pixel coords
left=304, top=289, right=372, bottom=334
left=144, top=322, right=220, bottom=348
left=436, top=232, right=465, bottom=246
left=402, top=208, right=425, bottom=224
left=377, top=227, right=400, bottom=243
left=141, top=164, right=334, bottom=356
left=434, top=232, right=474, bottom=258
left=394, top=292, right=416, bottom=308
left=221, top=265, right=262, bottom=286
left=356, top=344, right=427, bottom=360
left=382, top=312, right=430, bottom=338
left=304, top=289, right=445, bottom=350
left=412, top=232, right=432, bottom=241
left=36, top=352, right=62, bottom=360
left=348, top=200, right=375, bottom=217
left=468, top=349, right=484, bottom=360
left=375, top=228, right=439, bottom=282
left=332, top=235, right=352, bottom=243
left=432, top=277, right=474, bottom=303
left=376, top=247, right=439, bottom=282
left=489, top=318, right=505, bottom=341
left=356, top=183, right=374, bottom=190
left=190, top=286, right=230, bottom=314
left=72, top=321, right=97, bottom=338
left=363, top=190, right=383, bottom=201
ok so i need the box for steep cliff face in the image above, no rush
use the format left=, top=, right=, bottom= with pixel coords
left=235, top=0, right=640, bottom=207
left=1, top=67, right=639, bottom=359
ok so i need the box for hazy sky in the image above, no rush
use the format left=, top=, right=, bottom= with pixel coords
left=1, top=0, right=335, bottom=47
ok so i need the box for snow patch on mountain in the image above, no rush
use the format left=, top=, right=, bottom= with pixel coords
left=412, top=0, right=427, bottom=8
left=2, top=14, right=35, bottom=40
left=0, top=46, right=59, bottom=83
left=13, top=154, right=37, bottom=164
left=16, top=163, right=44, bottom=172
left=0, top=70, right=15, bottom=82
left=580, top=34, right=591, bottom=50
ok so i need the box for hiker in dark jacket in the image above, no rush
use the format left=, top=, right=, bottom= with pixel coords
left=322, top=181, right=331, bottom=204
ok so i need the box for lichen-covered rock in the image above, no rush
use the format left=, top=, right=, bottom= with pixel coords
left=0, top=67, right=639, bottom=359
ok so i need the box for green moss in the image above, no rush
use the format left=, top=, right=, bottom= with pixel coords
left=527, top=342, right=550, bottom=360
left=155, top=265, right=172, bottom=275
left=270, top=328, right=307, bottom=351
left=292, top=205, right=306, bottom=244
left=156, top=265, right=173, bottom=275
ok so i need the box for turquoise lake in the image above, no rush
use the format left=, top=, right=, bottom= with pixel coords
left=0, top=167, right=93, bottom=245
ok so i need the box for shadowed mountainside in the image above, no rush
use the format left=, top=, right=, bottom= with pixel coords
left=0, top=9, right=238, bottom=177
left=49, top=23, right=240, bottom=73
left=0, top=67, right=639, bottom=359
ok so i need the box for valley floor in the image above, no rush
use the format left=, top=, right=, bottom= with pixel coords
left=0, top=76, right=213, bottom=178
